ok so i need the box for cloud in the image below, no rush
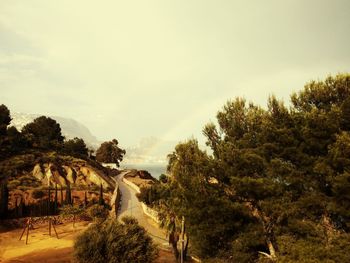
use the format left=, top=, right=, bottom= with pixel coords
left=0, top=0, right=349, bottom=147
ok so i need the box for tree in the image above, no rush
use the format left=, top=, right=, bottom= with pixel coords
left=0, top=104, right=12, bottom=160
left=0, top=104, right=11, bottom=136
left=152, top=74, right=350, bottom=262
left=22, top=116, right=64, bottom=150
left=74, top=217, right=158, bottom=263
left=98, top=184, right=105, bottom=206
left=32, top=189, right=45, bottom=199
left=95, top=139, right=125, bottom=167
left=63, top=137, right=89, bottom=157
left=54, top=184, right=58, bottom=214
left=60, top=205, right=84, bottom=228
left=84, top=191, right=88, bottom=208
left=65, top=183, right=72, bottom=205
left=0, top=181, right=9, bottom=219
left=87, top=204, right=109, bottom=222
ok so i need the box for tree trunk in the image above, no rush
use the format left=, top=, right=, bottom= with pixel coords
left=246, top=201, right=278, bottom=260
left=169, top=231, right=179, bottom=261
left=184, top=235, right=189, bottom=260
left=266, top=237, right=277, bottom=259
left=171, top=241, right=179, bottom=262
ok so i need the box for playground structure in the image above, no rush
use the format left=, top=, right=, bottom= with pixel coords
left=19, top=216, right=59, bottom=244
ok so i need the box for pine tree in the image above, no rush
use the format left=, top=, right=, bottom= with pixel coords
left=60, top=185, right=64, bottom=205
left=66, top=183, right=72, bottom=205
left=98, top=184, right=104, bottom=206
left=18, top=197, right=24, bottom=218
left=84, top=191, right=88, bottom=208
left=0, top=182, right=9, bottom=219
left=14, top=197, right=18, bottom=218
left=48, top=187, right=51, bottom=215
left=54, top=184, right=58, bottom=214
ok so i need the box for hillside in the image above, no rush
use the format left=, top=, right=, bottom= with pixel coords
left=1, top=151, right=115, bottom=190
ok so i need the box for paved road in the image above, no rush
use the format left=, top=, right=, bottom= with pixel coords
left=115, top=171, right=169, bottom=248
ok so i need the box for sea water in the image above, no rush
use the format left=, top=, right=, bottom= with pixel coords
left=120, top=164, right=167, bottom=179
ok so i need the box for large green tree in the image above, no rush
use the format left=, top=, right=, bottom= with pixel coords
left=63, top=137, right=89, bottom=157
left=22, top=116, right=64, bottom=150
left=95, top=139, right=125, bottom=166
left=146, top=74, right=350, bottom=262
left=0, top=104, right=11, bottom=136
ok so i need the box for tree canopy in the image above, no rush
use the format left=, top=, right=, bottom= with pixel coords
left=142, top=74, right=350, bottom=262
left=22, top=116, right=64, bottom=150
left=95, top=139, right=125, bottom=166
left=63, top=137, right=89, bottom=157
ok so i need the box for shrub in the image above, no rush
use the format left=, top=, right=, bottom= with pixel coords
left=7, top=180, right=20, bottom=190
left=60, top=205, right=86, bottom=227
left=86, top=204, right=109, bottom=221
left=18, top=175, right=40, bottom=187
left=32, top=189, right=45, bottom=199
left=74, top=217, right=158, bottom=263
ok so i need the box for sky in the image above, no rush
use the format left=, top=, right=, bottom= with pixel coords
left=0, top=0, right=349, bottom=147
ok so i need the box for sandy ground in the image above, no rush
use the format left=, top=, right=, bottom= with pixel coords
left=0, top=221, right=89, bottom=263
left=0, top=220, right=177, bottom=263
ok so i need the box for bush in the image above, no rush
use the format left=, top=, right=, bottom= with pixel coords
left=159, top=174, right=168, bottom=183
left=18, top=175, right=40, bottom=187
left=7, top=180, right=20, bottom=190
left=86, top=204, right=109, bottom=221
left=74, top=217, right=158, bottom=263
left=32, top=189, right=45, bottom=199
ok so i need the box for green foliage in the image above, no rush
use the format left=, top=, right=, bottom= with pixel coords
left=65, top=183, right=72, bottom=205
left=137, top=185, right=165, bottom=206
left=0, top=181, right=9, bottom=218
left=86, top=204, right=109, bottom=221
left=95, top=139, right=126, bottom=166
left=7, top=179, right=20, bottom=190
left=60, top=205, right=84, bottom=217
left=74, top=217, right=158, bottom=263
left=22, top=116, right=64, bottom=150
left=151, top=74, right=350, bottom=262
left=18, top=175, right=41, bottom=187
left=0, top=104, right=11, bottom=135
left=32, top=189, right=45, bottom=199
left=98, top=184, right=105, bottom=206
left=63, top=137, right=89, bottom=157
left=159, top=174, right=168, bottom=183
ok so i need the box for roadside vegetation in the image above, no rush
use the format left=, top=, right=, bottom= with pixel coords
left=137, top=74, right=350, bottom=262
left=74, top=216, right=158, bottom=263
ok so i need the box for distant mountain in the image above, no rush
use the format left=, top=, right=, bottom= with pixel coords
left=10, top=112, right=100, bottom=149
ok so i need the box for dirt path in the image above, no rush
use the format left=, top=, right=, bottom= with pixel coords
left=0, top=221, right=89, bottom=263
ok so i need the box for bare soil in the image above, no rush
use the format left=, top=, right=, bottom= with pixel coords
left=0, top=220, right=178, bottom=263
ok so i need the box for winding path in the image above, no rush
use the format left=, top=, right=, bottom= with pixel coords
left=114, top=171, right=169, bottom=248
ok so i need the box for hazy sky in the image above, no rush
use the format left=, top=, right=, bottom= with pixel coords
left=1, top=0, right=349, bottom=147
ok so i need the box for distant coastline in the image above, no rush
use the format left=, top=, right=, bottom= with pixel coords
left=120, top=163, right=167, bottom=179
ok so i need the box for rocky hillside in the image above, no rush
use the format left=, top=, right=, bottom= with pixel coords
left=1, top=152, right=115, bottom=191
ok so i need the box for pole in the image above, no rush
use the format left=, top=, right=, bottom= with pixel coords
left=25, top=221, right=30, bottom=244
left=181, top=216, right=185, bottom=263
left=19, top=219, right=28, bottom=241
left=49, top=217, right=52, bottom=236
left=52, top=219, right=59, bottom=239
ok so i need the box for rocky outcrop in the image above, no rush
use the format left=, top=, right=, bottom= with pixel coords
left=31, top=160, right=115, bottom=189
